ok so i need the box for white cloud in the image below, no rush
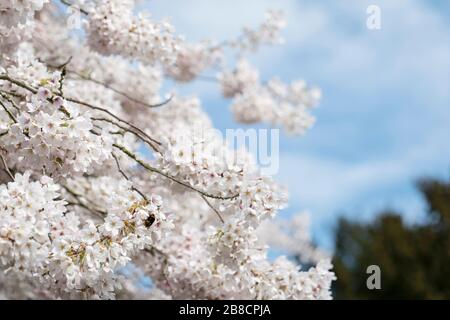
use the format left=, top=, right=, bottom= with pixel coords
left=277, top=138, right=449, bottom=224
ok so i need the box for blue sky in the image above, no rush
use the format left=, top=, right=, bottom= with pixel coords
left=144, top=0, right=450, bottom=249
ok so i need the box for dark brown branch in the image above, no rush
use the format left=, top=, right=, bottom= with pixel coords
left=0, top=89, right=22, bottom=99
left=0, top=154, right=14, bottom=181
left=0, top=97, right=17, bottom=123
left=201, top=194, right=225, bottom=223
left=59, top=0, right=89, bottom=15
left=0, top=91, right=21, bottom=111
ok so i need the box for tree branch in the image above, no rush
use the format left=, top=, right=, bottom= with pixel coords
left=0, top=154, right=14, bottom=181
left=201, top=194, right=225, bottom=223
left=0, top=74, right=162, bottom=153
left=66, top=69, right=173, bottom=109
left=0, top=74, right=70, bottom=117
left=0, top=96, right=17, bottom=123
left=92, top=117, right=160, bottom=154
left=62, top=184, right=107, bottom=218
left=113, top=143, right=239, bottom=201
left=64, top=96, right=162, bottom=148
left=111, top=152, right=148, bottom=201
left=59, top=0, right=89, bottom=15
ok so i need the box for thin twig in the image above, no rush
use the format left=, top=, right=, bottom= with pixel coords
left=113, top=143, right=239, bottom=201
left=0, top=89, right=22, bottom=99
left=0, top=91, right=21, bottom=115
left=66, top=201, right=105, bottom=219
left=64, top=96, right=161, bottom=147
left=58, top=69, right=67, bottom=96
left=0, top=74, right=70, bottom=117
left=201, top=194, right=225, bottom=223
left=59, top=0, right=89, bottom=15
left=0, top=97, right=17, bottom=123
left=0, top=74, right=161, bottom=153
left=146, top=95, right=174, bottom=108
left=111, top=152, right=148, bottom=201
left=145, top=246, right=168, bottom=258
left=92, top=117, right=160, bottom=153
left=62, top=185, right=107, bottom=217
left=0, top=154, right=14, bottom=181
left=55, top=56, right=72, bottom=96
left=0, top=90, right=22, bottom=111
left=67, top=69, right=173, bottom=109
left=56, top=56, right=73, bottom=69
left=0, top=75, right=37, bottom=94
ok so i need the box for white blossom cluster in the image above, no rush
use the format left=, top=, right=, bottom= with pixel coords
left=86, top=0, right=182, bottom=67
left=0, top=172, right=172, bottom=299
left=139, top=110, right=334, bottom=299
left=219, top=59, right=259, bottom=98
left=0, top=1, right=335, bottom=300
left=229, top=10, right=287, bottom=52
left=0, top=0, right=48, bottom=55
left=220, top=59, right=321, bottom=135
left=5, top=101, right=112, bottom=179
left=165, top=42, right=223, bottom=82
left=141, top=211, right=335, bottom=300
left=0, top=52, right=112, bottom=178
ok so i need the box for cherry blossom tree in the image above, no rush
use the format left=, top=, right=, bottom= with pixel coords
left=0, top=0, right=335, bottom=299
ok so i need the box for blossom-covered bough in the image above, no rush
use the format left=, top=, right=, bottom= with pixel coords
left=0, top=0, right=335, bottom=299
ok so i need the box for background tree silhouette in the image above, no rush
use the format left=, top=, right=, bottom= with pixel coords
left=333, top=178, right=450, bottom=299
